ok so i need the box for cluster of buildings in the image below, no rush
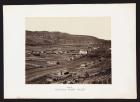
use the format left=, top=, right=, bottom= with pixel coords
left=26, top=45, right=110, bottom=68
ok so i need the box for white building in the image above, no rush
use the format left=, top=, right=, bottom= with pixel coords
left=47, top=61, right=58, bottom=65
left=79, top=49, right=88, bottom=55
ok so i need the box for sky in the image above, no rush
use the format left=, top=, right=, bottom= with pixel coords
left=26, top=17, right=111, bottom=40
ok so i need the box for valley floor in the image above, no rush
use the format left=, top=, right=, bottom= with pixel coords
left=26, top=44, right=111, bottom=84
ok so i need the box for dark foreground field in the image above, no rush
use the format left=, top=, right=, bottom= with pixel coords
left=26, top=31, right=111, bottom=84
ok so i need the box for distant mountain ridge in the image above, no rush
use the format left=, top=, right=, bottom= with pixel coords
left=26, top=31, right=110, bottom=46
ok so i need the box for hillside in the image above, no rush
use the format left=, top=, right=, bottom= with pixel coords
left=26, top=31, right=110, bottom=46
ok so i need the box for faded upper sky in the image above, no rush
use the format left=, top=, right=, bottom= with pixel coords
left=26, top=17, right=111, bottom=40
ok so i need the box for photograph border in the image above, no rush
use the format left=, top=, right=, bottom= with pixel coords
left=0, top=0, right=138, bottom=102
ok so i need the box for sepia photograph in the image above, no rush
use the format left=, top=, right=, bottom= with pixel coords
left=25, top=17, right=111, bottom=84
left=4, top=4, right=136, bottom=99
